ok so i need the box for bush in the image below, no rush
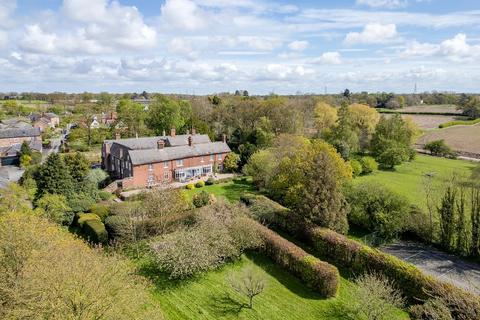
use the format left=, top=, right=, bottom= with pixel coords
left=195, top=180, right=205, bottom=188
left=424, top=140, right=456, bottom=158
left=350, top=159, right=363, bottom=177
left=185, top=184, right=195, bottom=190
left=243, top=194, right=480, bottom=319
left=205, top=177, right=215, bottom=185
left=68, top=192, right=96, bottom=213
left=77, top=213, right=101, bottom=227
left=83, top=219, right=108, bottom=244
left=99, top=191, right=113, bottom=201
left=410, top=298, right=453, bottom=320
left=192, top=191, right=210, bottom=208
left=255, top=220, right=339, bottom=298
left=90, top=203, right=110, bottom=221
left=104, top=215, right=130, bottom=242
left=360, top=156, right=378, bottom=174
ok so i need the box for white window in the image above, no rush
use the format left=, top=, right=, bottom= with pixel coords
left=176, top=159, right=184, bottom=167
left=218, top=154, right=222, bottom=161
left=148, top=164, right=153, bottom=171
left=200, top=156, right=204, bottom=163
left=210, top=154, right=214, bottom=161
left=163, top=172, right=169, bottom=180
left=163, top=161, right=168, bottom=168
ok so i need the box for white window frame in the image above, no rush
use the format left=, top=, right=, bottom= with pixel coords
left=163, top=171, right=169, bottom=180
left=176, top=159, right=184, bottom=167
left=163, top=161, right=169, bottom=168
left=217, top=154, right=222, bottom=161
left=210, top=154, right=214, bottom=161
left=200, top=156, right=204, bottom=163
left=148, top=164, right=153, bottom=171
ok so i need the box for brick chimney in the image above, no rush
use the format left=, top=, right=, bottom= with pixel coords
left=115, top=132, right=121, bottom=140
left=192, top=128, right=196, bottom=135
left=162, top=129, right=166, bottom=137
left=157, top=139, right=165, bottom=149
left=222, top=134, right=227, bottom=143
left=170, top=128, right=176, bottom=137
left=188, top=135, right=193, bottom=147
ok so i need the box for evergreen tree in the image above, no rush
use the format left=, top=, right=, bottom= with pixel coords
left=64, top=152, right=90, bottom=182
left=438, top=183, right=457, bottom=251
left=35, top=153, right=74, bottom=199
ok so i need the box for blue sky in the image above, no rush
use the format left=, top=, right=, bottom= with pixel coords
left=0, top=0, right=479, bottom=94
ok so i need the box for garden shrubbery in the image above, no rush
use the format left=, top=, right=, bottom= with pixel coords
left=192, top=191, right=210, bottom=208
left=195, top=180, right=205, bottom=188
left=242, top=194, right=480, bottom=319
left=185, top=183, right=195, bottom=190
left=359, top=156, right=378, bottom=174
left=83, top=219, right=108, bottom=244
left=205, top=177, right=215, bottom=185
left=349, top=159, right=363, bottom=177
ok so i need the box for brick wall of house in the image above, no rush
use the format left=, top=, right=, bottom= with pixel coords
left=129, top=152, right=230, bottom=188
left=0, top=136, right=39, bottom=148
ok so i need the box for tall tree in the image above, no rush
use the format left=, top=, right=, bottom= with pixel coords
left=35, top=153, right=74, bottom=199
left=146, top=96, right=192, bottom=135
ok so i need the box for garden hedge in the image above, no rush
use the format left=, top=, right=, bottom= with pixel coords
left=83, top=219, right=108, bottom=244
left=242, top=194, right=480, bottom=319
left=253, top=219, right=339, bottom=298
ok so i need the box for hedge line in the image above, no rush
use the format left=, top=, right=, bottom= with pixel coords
left=439, top=118, right=480, bottom=128
left=377, top=109, right=461, bottom=116
left=242, top=194, right=480, bottom=319
left=252, top=218, right=339, bottom=298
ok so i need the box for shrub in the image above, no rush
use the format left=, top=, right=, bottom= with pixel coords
left=243, top=194, right=480, bottom=319
left=104, top=215, right=130, bottom=242
left=205, top=177, right=215, bottom=185
left=77, top=213, right=101, bottom=227
left=439, top=118, right=480, bottom=128
left=410, top=298, right=453, bottom=320
left=350, top=159, right=363, bottom=177
left=185, top=184, right=195, bottom=190
left=195, top=180, right=205, bottom=188
left=192, top=191, right=210, bottom=208
left=360, top=156, right=378, bottom=174
left=68, top=192, right=96, bottom=213
left=82, top=219, right=108, bottom=244
left=90, top=203, right=110, bottom=221
left=424, top=140, right=456, bottom=158
left=255, top=220, right=339, bottom=298
left=99, top=191, right=113, bottom=201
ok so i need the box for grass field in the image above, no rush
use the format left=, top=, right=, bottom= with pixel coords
left=136, top=253, right=408, bottom=320
left=183, top=178, right=256, bottom=202
left=355, top=155, right=477, bottom=209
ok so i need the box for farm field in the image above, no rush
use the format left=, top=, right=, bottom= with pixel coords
left=379, top=104, right=461, bottom=114
left=140, top=253, right=408, bottom=320
left=355, top=155, right=476, bottom=210
left=183, top=178, right=256, bottom=202
left=416, top=124, right=480, bottom=156
left=383, top=113, right=464, bottom=130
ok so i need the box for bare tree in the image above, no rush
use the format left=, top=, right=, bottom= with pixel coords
left=227, top=267, right=266, bottom=309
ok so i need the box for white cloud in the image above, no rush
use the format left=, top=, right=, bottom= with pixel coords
left=308, top=52, right=342, bottom=64
left=161, top=0, right=206, bottom=31
left=288, top=40, right=309, bottom=51
left=345, top=23, right=397, bottom=45
left=167, top=37, right=199, bottom=60
left=0, top=0, right=16, bottom=29
left=20, top=25, right=57, bottom=54
left=356, top=0, right=408, bottom=9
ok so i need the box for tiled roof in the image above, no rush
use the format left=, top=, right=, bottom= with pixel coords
left=128, top=141, right=231, bottom=165
left=109, top=134, right=212, bottom=150
left=0, top=127, right=41, bottom=139
left=0, top=140, right=42, bottom=156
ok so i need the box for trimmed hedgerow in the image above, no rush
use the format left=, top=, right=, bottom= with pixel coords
left=83, top=219, right=108, bottom=244
left=254, top=220, right=339, bottom=298
left=76, top=213, right=101, bottom=227
left=185, top=184, right=195, bottom=190
left=195, top=180, right=205, bottom=188
left=242, top=194, right=480, bottom=320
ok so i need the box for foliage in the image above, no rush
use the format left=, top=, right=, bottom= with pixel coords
left=63, top=152, right=90, bottom=182
left=146, top=95, right=192, bottom=135
left=19, top=154, right=32, bottom=168
left=410, top=298, right=453, bottom=320
left=151, top=202, right=262, bottom=279
left=0, top=183, right=32, bottom=214
left=424, top=140, right=456, bottom=158
left=99, top=190, right=113, bottom=201
left=371, top=114, right=416, bottom=169
left=205, top=177, right=215, bottom=185
left=360, top=156, right=378, bottom=174
left=341, top=273, right=404, bottom=320
left=227, top=267, right=266, bottom=309
left=458, top=95, right=480, bottom=119
left=90, top=203, right=110, bottom=221
left=186, top=183, right=195, bottom=190
left=0, top=212, right=161, bottom=319
left=77, top=213, right=101, bottom=227
left=83, top=219, right=108, bottom=244
left=327, top=103, right=360, bottom=159
left=314, top=102, right=338, bottom=136
left=34, top=193, right=72, bottom=225
left=243, top=149, right=277, bottom=189
left=86, top=168, right=109, bottom=186
left=350, top=159, right=363, bottom=177
left=192, top=190, right=210, bottom=208
left=223, top=152, right=241, bottom=172
left=439, top=118, right=480, bottom=128
left=35, top=153, right=75, bottom=198
left=346, top=182, right=411, bottom=240
left=195, top=180, right=205, bottom=188
left=348, top=103, right=380, bottom=150
left=68, top=191, right=96, bottom=213
left=117, top=99, right=148, bottom=137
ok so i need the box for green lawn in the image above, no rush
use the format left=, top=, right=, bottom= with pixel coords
left=183, top=178, right=256, bottom=202
left=355, top=155, right=477, bottom=209
left=138, top=253, right=408, bottom=320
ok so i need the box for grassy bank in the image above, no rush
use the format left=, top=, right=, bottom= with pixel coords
left=183, top=178, right=256, bottom=202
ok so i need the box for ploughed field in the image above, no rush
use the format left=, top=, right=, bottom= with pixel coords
left=383, top=113, right=463, bottom=130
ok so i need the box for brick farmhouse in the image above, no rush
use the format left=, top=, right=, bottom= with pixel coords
left=102, top=129, right=231, bottom=188
left=0, top=126, right=42, bottom=166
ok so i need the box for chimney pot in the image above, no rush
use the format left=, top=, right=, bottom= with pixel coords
left=188, top=135, right=193, bottom=147
left=170, top=128, right=176, bottom=137
left=186, top=129, right=190, bottom=135
left=162, top=129, right=166, bottom=137
left=222, top=134, right=227, bottom=143
left=115, top=132, right=121, bottom=140
left=192, top=128, right=196, bottom=135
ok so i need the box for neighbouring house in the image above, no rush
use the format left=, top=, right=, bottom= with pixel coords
left=31, top=112, right=60, bottom=131
left=0, top=126, right=42, bottom=166
left=90, top=116, right=100, bottom=129
left=101, top=112, right=118, bottom=126
left=0, top=118, right=32, bottom=130
left=102, top=128, right=231, bottom=188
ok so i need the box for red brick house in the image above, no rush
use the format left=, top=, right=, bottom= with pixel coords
left=102, top=129, right=231, bottom=188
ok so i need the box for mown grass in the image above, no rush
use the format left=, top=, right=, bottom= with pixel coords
left=133, top=252, right=408, bottom=320
left=183, top=178, right=256, bottom=202
left=355, top=154, right=476, bottom=210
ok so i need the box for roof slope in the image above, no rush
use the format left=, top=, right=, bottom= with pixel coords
left=0, top=127, right=41, bottom=139
left=109, top=134, right=211, bottom=150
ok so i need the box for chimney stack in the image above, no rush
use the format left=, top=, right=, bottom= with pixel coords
left=170, top=128, right=176, bottom=137
left=157, top=139, right=165, bottom=149
left=115, top=132, right=121, bottom=140
left=222, top=134, right=227, bottom=143
left=192, top=128, right=196, bottom=135
left=188, top=135, right=193, bottom=147
left=162, top=129, right=166, bottom=137
left=186, top=129, right=190, bottom=135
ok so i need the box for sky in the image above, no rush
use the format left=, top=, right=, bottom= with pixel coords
left=0, top=0, right=479, bottom=94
